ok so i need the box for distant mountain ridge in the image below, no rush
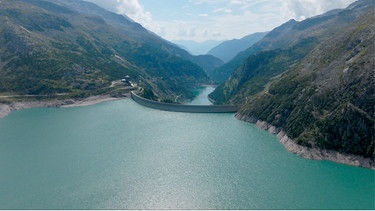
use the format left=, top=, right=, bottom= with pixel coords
left=209, top=0, right=374, bottom=82
left=210, top=0, right=375, bottom=104
left=172, top=40, right=224, bottom=55
left=207, top=32, right=267, bottom=63
left=209, top=20, right=298, bottom=82
left=0, top=0, right=215, bottom=102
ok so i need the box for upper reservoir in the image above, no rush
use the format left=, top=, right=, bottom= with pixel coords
left=188, top=85, right=215, bottom=105
left=0, top=92, right=373, bottom=209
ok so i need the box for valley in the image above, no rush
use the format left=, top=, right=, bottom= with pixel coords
left=0, top=0, right=374, bottom=167
left=0, top=0, right=374, bottom=209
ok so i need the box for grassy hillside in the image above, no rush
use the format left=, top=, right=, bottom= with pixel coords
left=209, top=0, right=373, bottom=83
left=0, top=0, right=209, bottom=102
left=237, top=7, right=374, bottom=157
left=209, top=37, right=318, bottom=104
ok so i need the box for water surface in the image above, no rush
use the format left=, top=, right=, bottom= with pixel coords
left=188, top=85, right=215, bottom=105
left=0, top=99, right=373, bottom=209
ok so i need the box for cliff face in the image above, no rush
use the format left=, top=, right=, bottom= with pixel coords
left=235, top=6, right=374, bottom=161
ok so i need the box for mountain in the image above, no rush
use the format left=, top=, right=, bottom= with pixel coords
left=167, top=40, right=226, bottom=76
left=209, top=0, right=374, bottom=83
left=211, top=0, right=375, bottom=158
left=211, top=0, right=374, bottom=103
left=189, top=55, right=224, bottom=77
left=172, top=40, right=224, bottom=55
left=209, top=37, right=318, bottom=104
left=207, top=32, right=267, bottom=63
left=163, top=39, right=224, bottom=76
left=209, top=20, right=298, bottom=82
left=0, top=0, right=211, bottom=102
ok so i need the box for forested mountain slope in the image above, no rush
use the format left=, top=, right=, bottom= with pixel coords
left=209, top=0, right=374, bottom=104
left=0, top=0, right=210, bottom=102
left=229, top=5, right=375, bottom=158
left=209, top=0, right=374, bottom=83
left=207, top=32, right=267, bottom=63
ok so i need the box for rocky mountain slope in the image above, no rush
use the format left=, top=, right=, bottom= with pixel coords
left=209, top=0, right=374, bottom=83
left=0, top=0, right=211, bottom=102
left=212, top=0, right=374, bottom=158
left=207, top=32, right=267, bottom=63
left=210, top=0, right=374, bottom=104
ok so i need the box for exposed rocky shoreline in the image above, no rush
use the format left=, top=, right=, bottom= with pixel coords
left=235, top=113, right=375, bottom=170
left=0, top=95, right=126, bottom=119
left=1, top=95, right=373, bottom=170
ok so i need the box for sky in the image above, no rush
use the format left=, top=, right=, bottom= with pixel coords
left=85, top=0, right=356, bottom=42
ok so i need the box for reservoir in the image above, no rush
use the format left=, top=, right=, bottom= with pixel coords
left=188, top=85, right=215, bottom=105
left=0, top=94, right=373, bottom=209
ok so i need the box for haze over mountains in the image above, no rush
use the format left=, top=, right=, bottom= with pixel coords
left=207, top=32, right=268, bottom=63
left=171, top=40, right=223, bottom=56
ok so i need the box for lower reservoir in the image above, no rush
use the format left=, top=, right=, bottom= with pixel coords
left=0, top=99, right=373, bottom=209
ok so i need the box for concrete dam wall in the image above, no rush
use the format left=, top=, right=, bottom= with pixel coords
left=131, top=91, right=240, bottom=113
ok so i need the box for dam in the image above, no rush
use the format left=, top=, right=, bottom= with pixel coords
left=131, top=91, right=240, bottom=113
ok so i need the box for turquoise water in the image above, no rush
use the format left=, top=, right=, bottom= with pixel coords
left=188, top=85, right=215, bottom=105
left=0, top=99, right=373, bottom=209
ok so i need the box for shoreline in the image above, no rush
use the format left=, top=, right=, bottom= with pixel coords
left=235, top=113, right=375, bottom=170
left=0, top=94, right=128, bottom=119
left=1, top=94, right=373, bottom=170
